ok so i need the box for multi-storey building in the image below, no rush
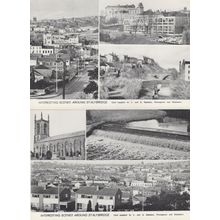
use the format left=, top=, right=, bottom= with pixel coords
left=105, top=3, right=144, bottom=24
left=30, top=43, right=54, bottom=56
left=179, top=59, right=190, bottom=81
left=152, top=15, right=176, bottom=35
left=43, top=33, right=80, bottom=46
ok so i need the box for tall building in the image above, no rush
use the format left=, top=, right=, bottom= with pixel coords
left=179, top=60, right=190, bottom=81
left=34, top=112, right=49, bottom=143
left=105, top=3, right=144, bottom=24
left=43, top=33, right=53, bottom=46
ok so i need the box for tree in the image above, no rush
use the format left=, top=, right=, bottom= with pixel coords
left=46, top=150, right=52, bottom=160
left=87, top=200, right=92, bottom=211
left=83, top=81, right=98, bottom=94
left=88, top=68, right=98, bottom=80
left=106, top=17, right=118, bottom=25
left=95, top=203, right=99, bottom=211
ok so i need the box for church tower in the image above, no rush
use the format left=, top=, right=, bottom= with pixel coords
left=137, top=2, right=144, bottom=14
left=34, top=113, right=50, bottom=143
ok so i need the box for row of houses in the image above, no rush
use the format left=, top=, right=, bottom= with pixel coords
left=31, top=185, right=122, bottom=212
left=31, top=180, right=189, bottom=212
left=101, top=53, right=155, bottom=65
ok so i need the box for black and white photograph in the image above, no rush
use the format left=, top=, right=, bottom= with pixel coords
left=31, top=160, right=190, bottom=212
left=31, top=110, right=86, bottom=160
left=100, top=0, right=190, bottom=44
left=100, top=45, right=190, bottom=99
left=30, top=0, right=98, bottom=99
left=86, top=110, right=190, bottom=160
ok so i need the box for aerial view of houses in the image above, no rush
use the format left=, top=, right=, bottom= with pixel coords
left=30, top=0, right=98, bottom=99
left=100, top=0, right=190, bottom=44
left=31, top=161, right=190, bottom=212
left=100, top=45, right=190, bottom=99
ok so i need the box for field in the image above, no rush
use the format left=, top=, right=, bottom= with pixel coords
left=86, top=134, right=190, bottom=160
left=100, top=31, right=166, bottom=44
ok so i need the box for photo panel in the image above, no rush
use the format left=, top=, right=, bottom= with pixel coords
left=30, top=0, right=99, bottom=100
left=100, top=0, right=190, bottom=45
left=86, top=109, right=190, bottom=160
left=100, top=45, right=190, bottom=100
left=31, top=109, right=86, bottom=160
left=31, top=160, right=190, bottom=212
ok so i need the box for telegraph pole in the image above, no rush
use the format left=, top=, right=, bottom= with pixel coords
left=55, top=54, right=58, bottom=93
left=62, top=60, right=66, bottom=99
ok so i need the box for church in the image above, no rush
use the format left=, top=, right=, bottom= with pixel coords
left=32, top=113, right=85, bottom=160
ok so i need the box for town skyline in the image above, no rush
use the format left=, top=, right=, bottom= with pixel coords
left=100, top=0, right=190, bottom=12
left=100, top=45, right=190, bottom=70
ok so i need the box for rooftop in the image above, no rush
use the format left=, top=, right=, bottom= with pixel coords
left=106, top=4, right=135, bottom=9
left=36, top=130, right=85, bottom=143
left=76, top=186, right=119, bottom=196
left=31, top=186, right=65, bottom=195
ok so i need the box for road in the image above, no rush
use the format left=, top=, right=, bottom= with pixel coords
left=56, top=72, right=90, bottom=99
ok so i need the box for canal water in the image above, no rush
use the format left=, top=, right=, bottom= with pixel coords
left=127, top=117, right=189, bottom=133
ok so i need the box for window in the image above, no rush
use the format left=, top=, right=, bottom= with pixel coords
left=109, top=196, right=113, bottom=200
left=77, top=203, right=82, bottom=209
left=55, top=195, right=58, bottom=199
left=43, top=195, right=50, bottom=198
left=37, top=123, right=40, bottom=135
left=98, top=196, right=104, bottom=199
left=81, top=194, right=92, bottom=198
left=32, top=194, right=39, bottom=198
left=44, top=123, right=47, bottom=134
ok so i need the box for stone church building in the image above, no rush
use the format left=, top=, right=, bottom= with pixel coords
left=32, top=113, right=85, bottom=160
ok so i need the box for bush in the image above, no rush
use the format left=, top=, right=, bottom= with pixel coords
left=102, top=77, right=142, bottom=99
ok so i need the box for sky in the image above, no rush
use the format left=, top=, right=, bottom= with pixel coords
left=100, top=45, right=190, bottom=69
left=30, top=0, right=98, bottom=20
left=30, top=110, right=85, bottom=149
left=100, top=0, right=190, bottom=11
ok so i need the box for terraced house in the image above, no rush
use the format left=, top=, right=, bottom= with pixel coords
left=75, top=186, right=122, bottom=211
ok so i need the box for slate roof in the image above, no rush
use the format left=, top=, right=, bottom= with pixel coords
left=96, top=188, right=119, bottom=196
left=76, top=186, right=97, bottom=195
left=36, top=131, right=85, bottom=143
left=76, top=186, right=119, bottom=196
left=31, top=186, right=66, bottom=195
left=34, top=69, right=53, bottom=78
